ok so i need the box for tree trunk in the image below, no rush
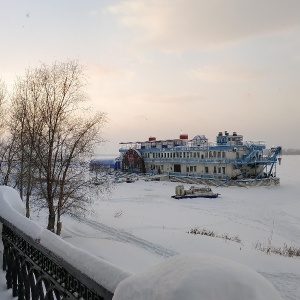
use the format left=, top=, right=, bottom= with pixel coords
left=47, top=206, right=56, bottom=232
left=56, top=183, right=64, bottom=236
left=56, top=221, right=62, bottom=236
left=26, top=196, right=30, bottom=218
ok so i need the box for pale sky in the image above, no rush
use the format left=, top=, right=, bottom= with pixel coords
left=1, top=0, right=300, bottom=154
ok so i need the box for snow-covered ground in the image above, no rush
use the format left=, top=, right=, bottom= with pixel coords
left=1, top=155, right=300, bottom=299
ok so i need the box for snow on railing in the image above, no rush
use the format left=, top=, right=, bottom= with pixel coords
left=0, top=186, right=130, bottom=300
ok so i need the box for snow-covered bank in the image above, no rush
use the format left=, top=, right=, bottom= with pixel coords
left=1, top=156, right=299, bottom=299
left=0, top=189, right=285, bottom=300
left=53, top=155, right=300, bottom=299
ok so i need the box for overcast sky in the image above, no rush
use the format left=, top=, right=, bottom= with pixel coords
left=1, top=0, right=300, bottom=154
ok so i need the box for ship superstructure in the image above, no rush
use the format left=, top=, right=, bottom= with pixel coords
left=118, top=131, right=282, bottom=185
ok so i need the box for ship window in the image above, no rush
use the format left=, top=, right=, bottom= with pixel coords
left=188, top=166, right=196, bottom=172
left=174, top=164, right=181, bottom=172
left=205, top=166, right=209, bottom=173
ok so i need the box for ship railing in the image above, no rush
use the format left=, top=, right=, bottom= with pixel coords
left=169, top=172, right=230, bottom=181
left=244, top=141, right=266, bottom=147
left=144, top=158, right=231, bottom=164
left=235, top=156, right=277, bottom=164
left=144, top=156, right=278, bottom=165
left=119, top=143, right=141, bottom=150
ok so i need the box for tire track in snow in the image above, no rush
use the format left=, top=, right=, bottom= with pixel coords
left=74, top=217, right=178, bottom=258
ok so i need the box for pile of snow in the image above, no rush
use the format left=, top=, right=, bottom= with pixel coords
left=113, top=253, right=283, bottom=300
left=0, top=186, right=25, bottom=216
left=0, top=186, right=43, bottom=239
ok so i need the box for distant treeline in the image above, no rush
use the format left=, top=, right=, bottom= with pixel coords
left=281, top=149, right=300, bottom=155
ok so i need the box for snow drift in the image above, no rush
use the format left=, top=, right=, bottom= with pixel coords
left=113, top=253, right=283, bottom=300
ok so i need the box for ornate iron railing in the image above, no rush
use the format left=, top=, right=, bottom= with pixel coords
left=0, top=217, right=114, bottom=300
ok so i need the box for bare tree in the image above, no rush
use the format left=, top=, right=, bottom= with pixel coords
left=8, top=73, right=44, bottom=217
left=9, top=61, right=107, bottom=234
left=0, top=80, right=18, bottom=187
left=0, top=79, right=6, bottom=127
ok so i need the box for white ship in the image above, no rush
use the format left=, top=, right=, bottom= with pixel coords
left=118, top=131, right=282, bottom=186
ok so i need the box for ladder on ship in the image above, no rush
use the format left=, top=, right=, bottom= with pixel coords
left=263, top=146, right=282, bottom=177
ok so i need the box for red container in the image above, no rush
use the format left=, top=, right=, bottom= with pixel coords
left=180, top=134, right=188, bottom=140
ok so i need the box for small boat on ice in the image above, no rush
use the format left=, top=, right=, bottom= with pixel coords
left=171, top=185, right=220, bottom=199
